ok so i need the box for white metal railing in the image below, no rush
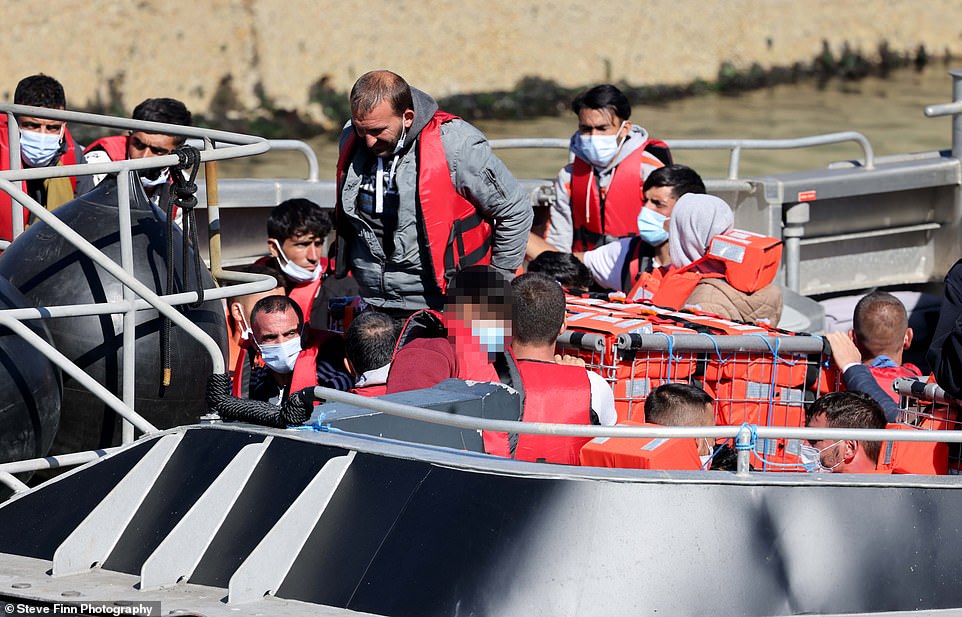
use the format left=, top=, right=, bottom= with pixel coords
left=490, top=131, right=876, bottom=180
left=0, top=104, right=277, bottom=446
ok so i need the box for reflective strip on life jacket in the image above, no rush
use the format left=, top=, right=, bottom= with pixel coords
left=84, top=134, right=128, bottom=162
left=514, top=359, right=592, bottom=465
left=878, top=422, right=949, bottom=475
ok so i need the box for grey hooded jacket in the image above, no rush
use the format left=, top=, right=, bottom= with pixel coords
left=547, top=125, right=663, bottom=251
left=336, top=88, right=532, bottom=310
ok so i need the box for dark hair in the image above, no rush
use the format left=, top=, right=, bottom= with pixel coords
left=15, top=74, right=65, bottom=108
left=224, top=263, right=282, bottom=306
left=806, top=391, right=887, bottom=463
left=853, top=291, right=909, bottom=358
left=350, top=70, right=414, bottom=117
left=346, top=310, right=401, bottom=375
left=571, top=84, right=631, bottom=122
left=267, top=198, right=333, bottom=242
left=645, top=383, right=714, bottom=426
left=527, top=251, right=592, bottom=290
left=132, top=98, right=192, bottom=145
left=511, top=272, right=566, bottom=346
left=642, top=164, right=706, bottom=199
left=250, top=295, right=303, bottom=331
left=445, top=265, right=513, bottom=322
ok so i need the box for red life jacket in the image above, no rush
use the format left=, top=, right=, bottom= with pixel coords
left=513, top=359, right=592, bottom=465
left=334, top=111, right=492, bottom=294
left=627, top=230, right=782, bottom=307
left=289, top=329, right=341, bottom=397
left=288, top=277, right=324, bottom=327
left=877, top=422, right=949, bottom=475
left=84, top=134, right=127, bottom=162
left=0, top=115, right=79, bottom=241
left=869, top=363, right=923, bottom=403
left=579, top=420, right=702, bottom=470
left=569, top=141, right=668, bottom=251
left=230, top=339, right=255, bottom=398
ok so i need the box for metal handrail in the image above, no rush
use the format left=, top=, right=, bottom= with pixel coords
left=186, top=138, right=321, bottom=181
left=312, top=386, right=962, bottom=444
left=489, top=132, right=876, bottom=179
left=0, top=104, right=273, bottom=443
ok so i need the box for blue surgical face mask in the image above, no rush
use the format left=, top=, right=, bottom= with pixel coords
left=576, top=121, right=626, bottom=168
left=19, top=128, right=62, bottom=167
left=637, top=207, right=669, bottom=245
left=471, top=322, right=507, bottom=354
left=258, top=336, right=302, bottom=374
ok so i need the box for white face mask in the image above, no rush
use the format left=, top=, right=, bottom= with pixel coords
left=258, top=336, right=302, bottom=374
left=698, top=438, right=714, bottom=469
left=272, top=239, right=321, bottom=283
left=19, top=128, right=62, bottom=167
left=637, top=207, right=669, bottom=245
left=799, top=440, right=844, bottom=473
left=140, top=167, right=170, bottom=188
left=576, top=121, right=627, bottom=168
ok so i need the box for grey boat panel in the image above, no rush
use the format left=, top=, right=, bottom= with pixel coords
left=314, top=379, right=517, bottom=452
left=1, top=424, right=962, bottom=616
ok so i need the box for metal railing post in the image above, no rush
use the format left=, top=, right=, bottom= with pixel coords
left=6, top=112, right=22, bottom=239
left=782, top=201, right=809, bottom=293
left=204, top=138, right=223, bottom=277
left=116, top=168, right=137, bottom=444
left=951, top=69, right=962, bottom=161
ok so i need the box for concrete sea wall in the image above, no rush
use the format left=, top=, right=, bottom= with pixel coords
left=4, top=0, right=961, bottom=121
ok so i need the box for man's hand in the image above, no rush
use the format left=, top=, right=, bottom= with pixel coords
left=826, top=331, right=861, bottom=370
left=554, top=353, right=586, bottom=367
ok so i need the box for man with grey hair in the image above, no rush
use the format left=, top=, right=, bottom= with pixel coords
left=333, top=70, right=533, bottom=318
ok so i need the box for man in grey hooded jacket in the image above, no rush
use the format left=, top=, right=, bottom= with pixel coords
left=334, top=70, right=533, bottom=315
left=545, top=84, right=670, bottom=253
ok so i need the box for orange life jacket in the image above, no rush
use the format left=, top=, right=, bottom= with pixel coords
left=569, top=141, right=669, bottom=251
left=877, top=422, right=949, bottom=475
left=0, top=115, right=79, bottom=241
left=513, top=359, right=593, bottom=465
left=334, top=111, right=492, bottom=294
left=627, top=230, right=782, bottom=307
left=579, top=420, right=702, bottom=470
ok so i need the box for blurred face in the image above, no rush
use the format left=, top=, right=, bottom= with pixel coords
left=17, top=116, right=64, bottom=135
left=251, top=307, right=300, bottom=346
left=352, top=100, right=414, bottom=158
left=269, top=233, right=323, bottom=271
left=576, top=108, right=630, bottom=139
left=127, top=131, right=178, bottom=159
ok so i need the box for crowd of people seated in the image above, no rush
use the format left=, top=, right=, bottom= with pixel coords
left=5, top=71, right=962, bottom=476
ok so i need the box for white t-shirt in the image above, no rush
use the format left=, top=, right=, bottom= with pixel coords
left=587, top=370, right=617, bottom=426
left=582, top=237, right=634, bottom=291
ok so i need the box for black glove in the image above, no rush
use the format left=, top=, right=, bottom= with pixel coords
left=281, top=387, right=318, bottom=426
